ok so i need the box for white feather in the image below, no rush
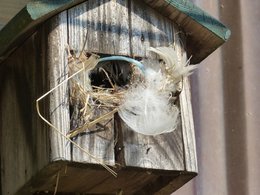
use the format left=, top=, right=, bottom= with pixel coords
left=118, top=46, right=196, bottom=135
left=148, top=47, right=197, bottom=84
left=119, top=68, right=179, bottom=135
left=118, top=86, right=179, bottom=135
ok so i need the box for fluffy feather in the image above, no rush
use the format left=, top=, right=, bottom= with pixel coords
left=119, top=46, right=196, bottom=135
left=149, top=47, right=197, bottom=88
left=118, top=69, right=179, bottom=135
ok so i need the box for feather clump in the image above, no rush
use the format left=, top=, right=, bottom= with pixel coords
left=148, top=47, right=197, bottom=93
left=119, top=46, right=197, bottom=135
left=118, top=68, right=179, bottom=135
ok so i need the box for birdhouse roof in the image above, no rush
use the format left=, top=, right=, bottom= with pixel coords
left=0, top=0, right=230, bottom=64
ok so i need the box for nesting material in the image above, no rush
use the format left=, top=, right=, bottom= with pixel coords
left=38, top=46, right=196, bottom=141
left=68, top=54, right=125, bottom=138
left=68, top=46, right=197, bottom=137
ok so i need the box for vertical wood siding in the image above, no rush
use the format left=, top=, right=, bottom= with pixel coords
left=67, top=0, right=196, bottom=171
left=0, top=26, right=50, bottom=195
left=48, top=11, right=71, bottom=161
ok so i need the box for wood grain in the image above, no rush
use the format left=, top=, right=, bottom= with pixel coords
left=121, top=0, right=185, bottom=171
left=122, top=122, right=185, bottom=170
left=68, top=0, right=130, bottom=56
left=0, top=24, right=50, bottom=195
left=68, top=1, right=125, bottom=165
left=16, top=161, right=188, bottom=195
left=47, top=11, right=71, bottom=161
left=130, top=0, right=174, bottom=57
left=180, top=77, right=198, bottom=172
left=176, top=35, right=198, bottom=172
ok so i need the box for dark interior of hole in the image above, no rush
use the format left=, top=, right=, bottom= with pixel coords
left=90, top=60, right=133, bottom=88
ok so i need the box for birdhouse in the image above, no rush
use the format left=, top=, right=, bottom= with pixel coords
left=0, top=0, right=230, bottom=194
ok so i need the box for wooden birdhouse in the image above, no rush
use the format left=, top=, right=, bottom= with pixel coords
left=0, top=0, right=230, bottom=194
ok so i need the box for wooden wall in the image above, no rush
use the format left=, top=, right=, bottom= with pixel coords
left=0, top=20, right=50, bottom=194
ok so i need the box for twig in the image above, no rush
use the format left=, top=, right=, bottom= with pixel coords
left=53, top=171, right=60, bottom=195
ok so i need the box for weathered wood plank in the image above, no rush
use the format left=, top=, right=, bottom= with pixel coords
left=180, top=77, right=198, bottom=172
left=154, top=173, right=196, bottom=195
left=176, top=39, right=198, bottom=172
left=67, top=1, right=131, bottom=165
left=47, top=11, right=71, bottom=161
left=134, top=172, right=196, bottom=195
left=70, top=123, right=115, bottom=165
left=121, top=0, right=185, bottom=171
left=0, top=26, right=49, bottom=195
left=86, top=169, right=158, bottom=194
left=68, top=0, right=130, bottom=56
left=122, top=123, right=184, bottom=171
left=130, top=0, right=174, bottom=57
left=16, top=161, right=187, bottom=195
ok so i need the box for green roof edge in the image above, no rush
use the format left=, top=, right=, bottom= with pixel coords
left=165, top=0, right=231, bottom=40
left=0, top=0, right=86, bottom=62
left=0, top=0, right=230, bottom=64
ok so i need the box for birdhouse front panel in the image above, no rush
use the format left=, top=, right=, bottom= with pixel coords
left=64, top=0, right=193, bottom=172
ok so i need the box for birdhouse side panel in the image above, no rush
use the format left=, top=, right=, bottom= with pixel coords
left=0, top=28, right=50, bottom=195
left=180, top=77, right=198, bottom=172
